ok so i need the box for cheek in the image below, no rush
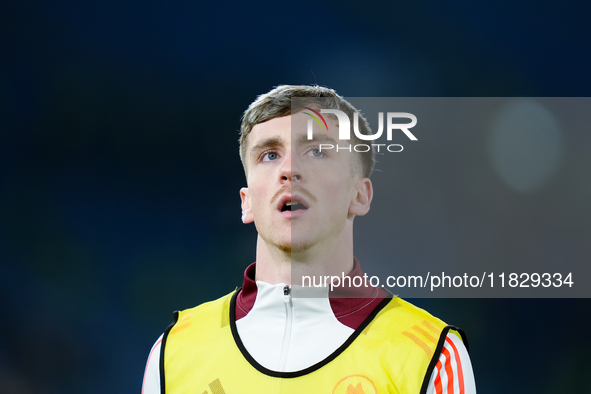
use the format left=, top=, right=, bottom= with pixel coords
left=248, top=184, right=270, bottom=213
left=322, top=182, right=354, bottom=211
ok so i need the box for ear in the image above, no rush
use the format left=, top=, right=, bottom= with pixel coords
left=240, top=187, right=254, bottom=224
left=348, top=178, right=373, bottom=217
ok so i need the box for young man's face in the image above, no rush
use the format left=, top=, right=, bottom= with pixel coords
left=240, top=111, right=372, bottom=254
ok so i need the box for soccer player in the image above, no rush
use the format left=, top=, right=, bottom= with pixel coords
left=142, top=85, right=476, bottom=394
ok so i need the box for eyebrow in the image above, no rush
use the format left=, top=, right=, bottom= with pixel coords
left=249, top=133, right=339, bottom=161
left=295, top=133, right=337, bottom=145
left=249, top=136, right=285, bottom=160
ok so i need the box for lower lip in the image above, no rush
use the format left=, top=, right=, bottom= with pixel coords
left=278, top=208, right=308, bottom=218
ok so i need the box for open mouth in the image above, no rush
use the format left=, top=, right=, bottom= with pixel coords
left=281, top=201, right=308, bottom=212
left=277, top=195, right=310, bottom=216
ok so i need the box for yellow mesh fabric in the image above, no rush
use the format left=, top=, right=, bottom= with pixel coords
left=164, top=292, right=453, bottom=394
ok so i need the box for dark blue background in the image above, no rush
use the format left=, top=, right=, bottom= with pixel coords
left=1, top=1, right=590, bottom=393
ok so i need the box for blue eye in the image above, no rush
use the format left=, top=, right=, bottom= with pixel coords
left=262, top=151, right=279, bottom=161
left=308, top=148, right=325, bottom=158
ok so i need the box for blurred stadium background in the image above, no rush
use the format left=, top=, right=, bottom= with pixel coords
left=1, top=1, right=590, bottom=393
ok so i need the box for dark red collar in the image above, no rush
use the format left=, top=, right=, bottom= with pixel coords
left=235, top=260, right=388, bottom=330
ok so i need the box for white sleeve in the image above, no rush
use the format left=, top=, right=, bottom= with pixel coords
left=425, top=332, right=476, bottom=394
left=141, top=335, right=163, bottom=394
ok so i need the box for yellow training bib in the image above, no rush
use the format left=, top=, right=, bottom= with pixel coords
left=161, top=291, right=466, bottom=394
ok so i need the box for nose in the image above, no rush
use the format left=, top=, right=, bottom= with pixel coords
left=279, top=153, right=302, bottom=184
left=289, top=174, right=301, bottom=181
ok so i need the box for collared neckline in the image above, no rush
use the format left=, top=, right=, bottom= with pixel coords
left=235, top=259, right=388, bottom=329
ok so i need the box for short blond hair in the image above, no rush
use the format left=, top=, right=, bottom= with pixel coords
left=239, top=85, right=375, bottom=178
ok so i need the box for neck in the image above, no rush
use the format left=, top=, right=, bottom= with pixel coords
left=254, top=222, right=355, bottom=285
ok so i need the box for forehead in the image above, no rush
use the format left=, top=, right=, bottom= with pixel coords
left=246, top=112, right=339, bottom=151
left=248, top=113, right=292, bottom=144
